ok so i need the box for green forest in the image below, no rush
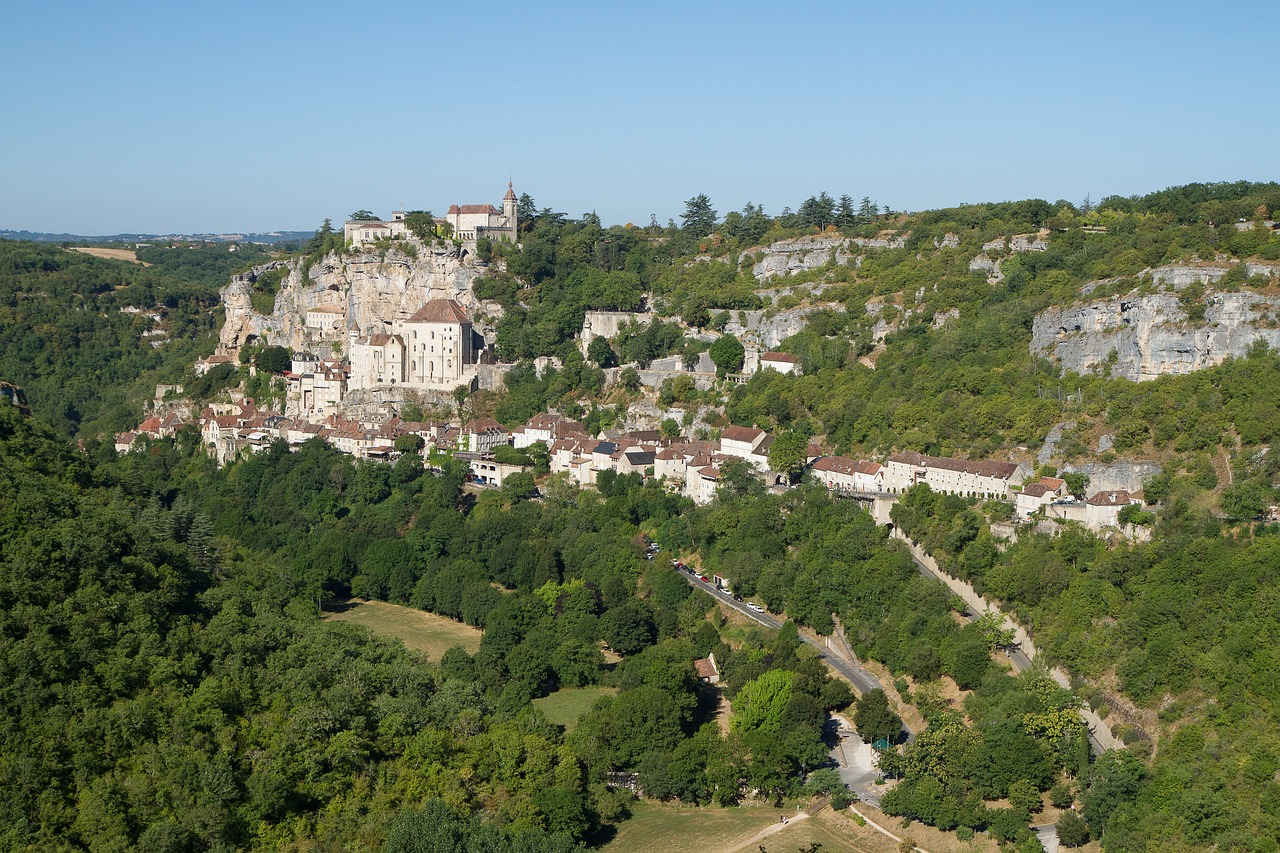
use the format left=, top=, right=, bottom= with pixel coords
left=4, top=180, right=1280, bottom=851
left=0, top=241, right=270, bottom=437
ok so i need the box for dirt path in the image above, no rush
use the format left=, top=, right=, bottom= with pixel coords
left=721, top=811, right=810, bottom=853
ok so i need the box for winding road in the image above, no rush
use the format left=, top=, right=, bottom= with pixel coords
left=676, top=568, right=887, bottom=699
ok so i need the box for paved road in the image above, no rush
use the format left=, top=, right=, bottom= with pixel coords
left=676, top=567, right=887, bottom=699
left=825, top=716, right=884, bottom=807
left=898, top=542, right=1105, bottom=753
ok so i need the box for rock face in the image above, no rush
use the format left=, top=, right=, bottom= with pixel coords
left=580, top=310, right=655, bottom=353
left=218, top=246, right=489, bottom=357
left=1031, top=288, right=1280, bottom=381
left=744, top=236, right=857, bottom=283
left=722, top=306, right=828, bottom=349
left=1062, top=461, right=1162, bottom=495
left=1149, top=263, right=1230, bottom=289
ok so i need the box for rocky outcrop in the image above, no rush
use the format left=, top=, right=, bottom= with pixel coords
left=217, top=262, right=289, bottom=353
left=1149, top=263, right=1230, bottom=290
left=744, top=236, right=857, bottom=282
left=1031, top=288, right=1280, bottom=381
left=1062, top=461, right=1162, bottom=495
left=722, top=306, right=827, bottom=349
left=1010, top=233, right=1049, bottom=253
left=968, top=253, right=1004, bottom=283
left=218, top=246, right=488, bottom=357
left=852, top=233, right=907, bottom=250
left=580, top=310, right=655, bottom=353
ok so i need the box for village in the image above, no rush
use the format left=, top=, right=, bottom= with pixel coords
left=116, top=377, right=1147, bottom=536
left=114, top=184, right=1151, bottom=540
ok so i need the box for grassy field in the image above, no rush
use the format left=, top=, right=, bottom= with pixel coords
left=532, top=686, right=617, bottom=732
left=66, top=246, right=148, bottom=264
left=602, top=801, right=901, bottom=853
left=320, top=598, right=482, bottom=662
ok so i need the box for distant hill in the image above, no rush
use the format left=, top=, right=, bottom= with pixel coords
left=0, top=228, right=313, bottom=245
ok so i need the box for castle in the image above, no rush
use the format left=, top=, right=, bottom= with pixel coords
left=343, top=183, right=518, bottom=248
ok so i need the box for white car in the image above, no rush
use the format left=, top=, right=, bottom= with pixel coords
left=746, top=602, right=765, bottom=613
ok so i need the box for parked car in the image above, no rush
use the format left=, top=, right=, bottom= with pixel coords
left=699, top=575, right=710, bottom=583
left=746, top=602, right=765, bottom=613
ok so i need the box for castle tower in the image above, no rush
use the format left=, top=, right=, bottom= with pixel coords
left=503, top=181, right=518, bottom=235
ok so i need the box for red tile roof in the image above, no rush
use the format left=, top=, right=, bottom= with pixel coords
left=762, top=351, right=799, bottom=363
left=812, top=456, right=881, bottom=476
left=407, top=299, right=470, bottom=324
left=887, top=451, right=1021, bottom=480
left=447, top=204, right=502, bottom=215
left=1086, top=490, right=1137, bottom=507
left=721, top=425, right=765, bottom=444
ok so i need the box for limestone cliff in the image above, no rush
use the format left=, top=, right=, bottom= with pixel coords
left=1032, top=283, right=1280, bottom=380
left=744, top=235, right=858, bottom=282
left=217, top=246, right=494, bottom=357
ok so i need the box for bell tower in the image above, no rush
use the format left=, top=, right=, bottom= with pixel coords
left=503, top=180, right=518, bottom=238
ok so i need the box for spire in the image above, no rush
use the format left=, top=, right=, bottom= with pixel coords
left=504, top=180, right=516, bottom=202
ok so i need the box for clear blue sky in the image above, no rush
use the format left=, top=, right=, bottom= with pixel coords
left=2, top=1, right=1275, bottom=235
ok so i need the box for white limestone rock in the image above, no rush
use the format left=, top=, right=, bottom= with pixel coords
left=218, top=246, right=489, bottom=358
left=1031, top=288, right=1280, bottom=381
left=743, top=235, right=856, bottom=283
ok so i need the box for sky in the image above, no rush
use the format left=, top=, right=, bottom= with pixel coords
left=1, top=1, right=1276, bottom=235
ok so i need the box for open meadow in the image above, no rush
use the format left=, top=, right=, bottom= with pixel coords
left=603, top=801, right=908, bottom=853
left=532, top=685, right=617, bottom=732
left=321, top=598, right=482, bottom=662
left=65, top=246, right=148, bottom=264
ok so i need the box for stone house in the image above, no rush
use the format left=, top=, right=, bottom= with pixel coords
left=883, top=451, right=1028, bottom=499
left=457, top=418, right=509, bottom=453
left=348, top=333, right=405, bottom=389
left=811, top=456, right=883, bottom=494
left=343, top=212, right=408, bottom=247
left=468, top=456, right=529, bottom=487
left=760, top=351, right=801, bottom=374
left=1015, top=476, right=1068, bottom=519
left=194, top=353, right=236, bottom=376
left=512, top=412, right=589, bottom=448
left=1044, top=489, right=1144, bottom=532
left=285, top=360, right=347, bottom=419
left=305, top=305, right=346, bottom=331
left=719, top=426, right=768, bottom=460
left=1084, top=489, right=1143, bottom=529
